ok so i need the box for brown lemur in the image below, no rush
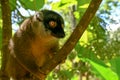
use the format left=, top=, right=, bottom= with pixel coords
left=6, top=10, right=65, bottom=80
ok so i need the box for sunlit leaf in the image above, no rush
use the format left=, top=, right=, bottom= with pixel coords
left=79, top=3, right=89, bottom=9
left=74, top=11, right=80, bottom=19
left=80, top=31, right=88, bottom=45
left=88, top=59, right=118, bottom=80
left=51, top=0, right=77, bottom=10
left=110, top=57, right=120, bottom=79
left=77, top=0, right=91, bottom=12
left=77, top=0, right=91, bottom=7
left=71, top=75, right=79, bottom=80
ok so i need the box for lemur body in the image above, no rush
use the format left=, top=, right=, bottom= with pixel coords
left=6, top=10, right=65, bottom=80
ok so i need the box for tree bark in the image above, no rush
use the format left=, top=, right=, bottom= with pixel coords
left=0, top=0, right=12, bottom=80
left=39, top=0, right=102, bottom=79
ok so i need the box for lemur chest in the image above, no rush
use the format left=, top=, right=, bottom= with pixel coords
left=31, top=36, right=59, bottom=66
left=31, top=36, right=58, bottom=57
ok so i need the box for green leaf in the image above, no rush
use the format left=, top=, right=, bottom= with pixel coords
left=110, top=57, right=120, bottom=79
left=75, top=42, right=108, bottom=67
left=10, top=0, right=17, bottom=11
left=75, top=43, right=118, bottom=80
left=19, top=0, right=44, bottom=10
left=0, top=20, right=2, bottom=49
left=77, top=0, right=91, bottom=8
left=77, top=0, right=91, bottom=12
left=88, top=59, right=118, bottom=80
left=51, top=0, right=77, bottom=10
left=58, top=70, right=73, bottom=79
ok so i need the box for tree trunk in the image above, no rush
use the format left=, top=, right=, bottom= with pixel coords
left=0, top=0, right=12, bottom=80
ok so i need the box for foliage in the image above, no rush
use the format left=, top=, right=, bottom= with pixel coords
left=0, top=20, right=2, bottom=49
left=6, top=0, right=44, bottom=11
left=0, top=0, right=120, bottom=80
left=19, top=0, right=44, bottom=10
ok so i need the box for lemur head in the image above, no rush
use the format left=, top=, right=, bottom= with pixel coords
left=20, top=10, right=65, bottom=38
left=32, top=10, right=65, bottom=38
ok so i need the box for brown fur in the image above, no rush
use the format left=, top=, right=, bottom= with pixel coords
left=5, top=13, right=59, bottom=80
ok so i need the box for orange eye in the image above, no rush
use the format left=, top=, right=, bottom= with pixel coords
left=49, top=21, right=57, bottom=28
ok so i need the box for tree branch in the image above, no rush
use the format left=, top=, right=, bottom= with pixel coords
left=40, top=0, right=102, bottom=76
left=0, top=0, right=12, bottom=79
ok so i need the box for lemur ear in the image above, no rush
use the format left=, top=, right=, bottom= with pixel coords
left=34, top=11, right=43, bottom=22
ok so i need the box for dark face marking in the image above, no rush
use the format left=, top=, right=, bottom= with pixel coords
left=41, top=10, right=65, bottom=38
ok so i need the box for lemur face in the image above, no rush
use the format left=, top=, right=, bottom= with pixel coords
left=35, top=10, right=65, bottom=38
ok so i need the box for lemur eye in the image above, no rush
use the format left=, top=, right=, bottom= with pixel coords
left=49, top=21, right=57, bottom=28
